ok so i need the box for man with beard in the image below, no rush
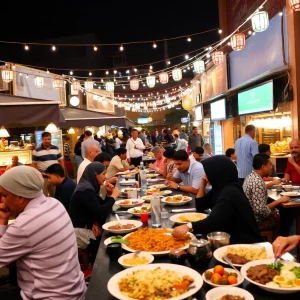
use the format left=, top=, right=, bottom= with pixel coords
left=283, top=139, right=300, bottom=184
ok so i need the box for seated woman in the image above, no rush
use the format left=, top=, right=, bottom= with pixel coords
left=69, top=162, right=120, bottom=263
left=172, top=155, right=263, bottom=244
left=161, top=148, right=176, bottom=178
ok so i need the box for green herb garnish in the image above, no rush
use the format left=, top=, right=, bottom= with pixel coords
left=111, top=235, right=129, bottom=245
left=292, top=266, right=300, bottom=278
left=267, top=262, right=284, bottom=271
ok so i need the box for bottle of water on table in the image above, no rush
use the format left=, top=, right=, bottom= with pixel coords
left=151, top=192, right=162, bottom=228
left=139, top=161, right=147, bottom=192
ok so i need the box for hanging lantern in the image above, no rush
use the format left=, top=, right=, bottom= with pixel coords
left=172, top=68, right=182, bottom=81
left=1, top=70, right=13, bottom=83
left=146, top=75, right=156, bottom=88
left=251, top=11, right=269, bottom=32
left=182, top=94, right=193, bottom=111
left=230, top=33, right=246, bottom=51
left=0, top=126, right=10, bottom=137
left=106, top=81, right=114, bottom=91
left=193, top=59, right=205, bottom=74
left=52, top=78, right=64, bottom=89
left=211, top=51, right=224, bottom=65
left=289, top=0, right=300, bottom=11
left=159, top=72, right=169, bottom=84
left=72, top=80, right=81, bottom=91
left=130, top=78, right=139, bottom=90
left=34, top=76, right=44, bottom=88
left=84, top=80, right=94, bottom=91
left=45, top=123, right=58, bottom=132
left=68, top=127, right=75, bottom=134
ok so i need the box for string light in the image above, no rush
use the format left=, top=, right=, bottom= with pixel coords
left=187, top=37, right=192, bottom=42
left=89, top=71, right=92, bottom=76
left=70, top=71, right=73, bottom=75
left=51, top=45, right=56, bottom=51
left=120, top=44, right=124, bottom=51
left=114, top=70, right=117, bottom=74
left=46, top=69, right=49, bottom=74
left=24, top=45, right=29, bottom=51
left=185, top=55, right=189, bottom=60
left=153, top=42, right=157, bottom=48
left=134, top=68, right=138, bottom=72
left=218, top=29, right=222, bottom=34
left=93, top=46, right=98, bottom=51
left=106, top=71, right=109, bottom=75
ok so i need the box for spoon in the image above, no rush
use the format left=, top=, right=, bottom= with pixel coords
left=223, top=255, right=241, bottom=274
left=115, top=213, right=122, bottom=224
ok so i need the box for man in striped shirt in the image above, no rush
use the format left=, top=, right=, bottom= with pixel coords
left=32, top=132, right=64, bottom=197
left=0, top=166, right=86, bottom=300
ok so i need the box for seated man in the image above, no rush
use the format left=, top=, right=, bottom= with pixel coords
left=6, top=156, right=23, bottom=171
left=283, top=139, right=300, bottom=184
left=106, top=148, right=135, bottom=179
left=94, top=152, right=112, bottom=168
left=45, top=163, right=76, bottom=211
left=189, top=146, right=204, bottom=162
left=148, top=146, right=166, bottom=175
left=225, top=148, right=237, bottom=166
left=0, top=166, right=86, bottom=299
left=165, top=150, right=205, bottom=195
left=201, top=143, right=213, bottom=161
left=258, top=143, right=277, bottom=178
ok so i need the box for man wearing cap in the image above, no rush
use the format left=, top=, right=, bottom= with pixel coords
left=0, top=166, right=86, bottom=299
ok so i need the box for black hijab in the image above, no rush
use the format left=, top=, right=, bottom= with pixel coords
left=75, top=162, right=105, bottom=193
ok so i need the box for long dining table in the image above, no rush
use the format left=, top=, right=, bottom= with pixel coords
left=84, top=176, right=300, bottom=300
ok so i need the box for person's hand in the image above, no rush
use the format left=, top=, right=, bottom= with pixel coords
left=271, top=179, right=282, bottom=186
left=127, top=158, right=131, bottom=163
left=172, top=225, right=190, bottom=239
left=92, top=222, right=101, bottom=237
left=279, top=195, right=290, bottom=203
left=281, top=178, right=288, bottom=183
left=148, top=163, right=155, bottom=170
left=0, top=202, right=11, bottom=224
left=111, top=187, right=120, bottom=199
left=166, top=173, right=173, bottom=181
left=105, top=181, right=115, bottom=194
left=201, top=174, right=209, bottom=186
left=129, top=164, right=135, bottom=170
left=166, top=181, right=179, bottom=190
left=107, top=177, right=117, bottom=185
left=272, top=235, right=300, bottom=257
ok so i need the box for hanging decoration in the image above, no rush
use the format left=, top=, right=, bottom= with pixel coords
left=251, top=11, right=269, bottom=32
left=84, top=80, right=94, bottom=91
left=52, top=78, right=64, bottom=89
left=130, top=78, right=139, bottom=90
left=146, top=75, right=156, bottom=88
left=211, top=50, right=224, bottom=65
left=230, top=33, right=246, bottom=51
left=34, top=76, right=44, bottom=88
left=68, top=127, right=75, bottom=134
left=106, top=81, right=114, bottom=91
left=172, top=68, right=182, bottom=81
left=182, top=94, right=193, bottom=111
left=1, top=70, right=13, bottom=83
left=71, top=80, right=81, bottom=91
left=45, top=123, right=58, bottom=131
left=289, top=0, right=300, bottom=11
left=193, top=59, right=205, bottom=74
left=159, top=72, right=169, bottom=84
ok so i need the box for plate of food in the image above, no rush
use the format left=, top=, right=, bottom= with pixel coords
left=146, top=173, right=160, bottom=179
left=202, top=265, right=243, bottom=287
left=107, top=263, right=203, bottom=300
left=205, top=286, right=254, bottom=300
left=119, top=179, right=137, bottom=186
left=122, top=174, right=135, bottom=179
left=147, top=178, right=165, bottom=183
left=240, top=259, right=300, bottom=294
left=116, top=170, right=138, bottom=176
left=121, top=228, right=195, bottom=256
left=148, top=184, right=168, bottom=190
left=120, top=188, right=140, bottom=194
left=118, top=252, right=155, bottom=268
left=280, top=191, right=300, bottom=197
left=102, top=220, right=143, bottom=234
left=127, top=204, right=152, bottom=216
left=282, top=185, right=293, bottom=189
left=169, top=212, right=207, bottom=224
left=161, top=195, right=192, bottom=206
left=213, top=244, right=273, bottom=267
left=115, top=199, right=144, bottom=208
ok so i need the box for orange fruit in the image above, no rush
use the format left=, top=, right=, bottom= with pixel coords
left=227, top=275, right=238, bottom=285
left=204, top=271, right=213, bottom=280
left=211, top=273, right=222, bottom=284
left=213, top=265, right=225, bottom=276
left=220, top=277, right=229, bottom=285
left=223, top=271, right=229, bottom=276
left=229, top=272, right=238, bottom=277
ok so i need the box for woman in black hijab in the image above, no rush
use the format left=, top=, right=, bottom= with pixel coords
left=173, top=155, right=263, bottom=244
left=69, top=162, right=120, bottom=262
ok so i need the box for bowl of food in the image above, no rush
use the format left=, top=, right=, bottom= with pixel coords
left=205, top=286, right=254, bottom=300
left=207, top=232, right=231, bottom=251
left=127, top=204, right=152, bottom=216
left=118, top=252, right=154, bottom=268
left=161, top=195, right=192, bottom=206
left=115, top=199, right=144, bottom=208
left=240, top=259, right=300, bottom=294
left=102, top=220, right=143, bottom=234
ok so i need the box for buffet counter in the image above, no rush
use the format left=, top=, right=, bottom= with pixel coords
left=0, top=149, right=32, bottom=168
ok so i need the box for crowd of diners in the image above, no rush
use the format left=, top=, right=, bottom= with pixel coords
left=0, top=126, right=300, bottom=299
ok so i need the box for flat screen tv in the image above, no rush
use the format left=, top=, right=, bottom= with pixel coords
left=238, top=81, right=273, bottom=115
left=210, top=99, right=226, bottom=121
left=195, top=106, right=203, bottom=121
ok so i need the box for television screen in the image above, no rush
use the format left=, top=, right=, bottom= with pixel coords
left=195, top=106, right=203, bottom=121
left=238, top=81, right=273, bottom=115
left=210, top=99, right=226, bottom=121
left=137, top=118, right=149, bottom=124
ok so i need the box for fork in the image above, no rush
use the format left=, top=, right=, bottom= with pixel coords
left=154, top=285, right=195, bottom=296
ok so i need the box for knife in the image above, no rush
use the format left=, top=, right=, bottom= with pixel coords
left=170, top=208, right=197, bottom=213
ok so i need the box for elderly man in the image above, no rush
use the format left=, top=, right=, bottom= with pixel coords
left=81, top=130, right=101, bottom=159
left=283, top=139, right=300, bottom=184
left=6, top=155, right=23, bottom=171
left=165, top=150, right=205, bottom=195
left=0, top=166, right=86, bottom=299
left=149, top=146, right=165, bottom=175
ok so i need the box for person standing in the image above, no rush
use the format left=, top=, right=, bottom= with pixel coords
left=188, top=126, right=204, bottom=153
left=126, top=129, right=145, bottom=167
left=63, top=135, right=74, bottom=178
left=74, top=134, right=85, bottom=168
left=32, top=131, right=64, bottom=197
left=81, top=130, right=101, bottom=159
left=234, top=124, right=259, bottom=185
left=174, top=134, right=188, bottom=151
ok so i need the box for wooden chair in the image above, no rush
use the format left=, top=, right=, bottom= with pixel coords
left=78, top=248, right=89, bottom=271
left=260, top=230, right=273, bottom=243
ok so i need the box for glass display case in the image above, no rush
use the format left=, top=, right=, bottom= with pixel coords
left=0, top=149, right=32, bottom=167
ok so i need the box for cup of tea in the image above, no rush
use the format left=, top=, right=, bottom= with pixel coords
left=106, top=242, right=122, bottom=259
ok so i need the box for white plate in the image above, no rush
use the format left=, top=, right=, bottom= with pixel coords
left=280, top=191, right=300, bottom=197
left=169, top=212, right=207, bottom=224
left=148, top=184, right=168, bottom=190
left=127, top=204, right=151, bottom=216
left=146, top=173, right=159, bottom=178
left=120, top=188, right=140, bottom=194
left=282, top=185, right=293, bottom=189
left=202, top=267, right=243, bottom=287
left=115, top=199, right=144, bottom=208
left=147, top=178, right=165, bottom=182
left=206, top=286, right=254, bottom=300
left=102, top=220, right=143, bottom=234
left=107, top=263, right=203, bottom=300
left=292, top=186, right=300, bottom=189
left=213, top=243, right=273, bottom=267
left=121, top=174, right=135, bottom=179
left=240, top=259, right=300, bottom=294
left=118, top=252, right=155, bottom=268
left=104, top=236, right=129, bottom=247
left=140, top=195, right=153, bottom=202
left=119, top=180, right=137, bottom=186
left=122, top=229, right=195, bottom=256
left=161, top=195, right=192, bottom=206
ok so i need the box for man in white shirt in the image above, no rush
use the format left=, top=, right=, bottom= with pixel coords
left=81, top=130, right=101, bottom=159
left=77, top=145, right=100, bottom=182
left=126, top=129, right=145, bottom=167
left=174, top=134, right=188, bottom=151
left=189, top=146, right=204, bottom=162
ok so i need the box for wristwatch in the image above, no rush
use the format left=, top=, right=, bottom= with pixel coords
left=186, top=222, right=193, bottom=231
left=177, top=184, right=181, bottom=190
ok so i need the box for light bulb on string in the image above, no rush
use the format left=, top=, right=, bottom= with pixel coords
left=185, top=55, right=189, bottom=60
left=114, top=70, right=117, bottom=74
left=46, top=69, right=49, bottom=74
left=153, top=42, right=157, bottom=48
left=126, top=70, right=130, bottom=74
left=149, top=65, right=153, bottom=70
left=70, top=71, right=73, bottom=75
left=187, top=37, right=192, bottom=42
left=51, top=45, right=56, bottom=51
left=134, top=68, right=138, bottom=72
left=106, top=71, right=109, bottom=75
left=218, top=29, right=222, bottom=34
left=279, top=11, right=283, bottom=16
left=24, top=45, right=29, bottom=51
left=167, top=61, right=171, bottom=65
left=93, top=46, right=98, bottom=51
left=89, top=72, right=92, bottom=76
left=120, top=44, right=124, bottom=51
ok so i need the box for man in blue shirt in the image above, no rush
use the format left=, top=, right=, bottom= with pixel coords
left=234, top=125, right=259, bottom=185
left=45, top=163, right=76, bottom=211
left=165, top=150, right=205, bottom=195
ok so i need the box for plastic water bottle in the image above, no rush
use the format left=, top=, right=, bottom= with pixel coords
left=151, top=193, right=162, bottom=228
left=139, top=162, right=147, bottom=192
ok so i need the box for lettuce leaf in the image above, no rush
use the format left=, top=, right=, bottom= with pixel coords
left=292, top=267, right=300, bottom=278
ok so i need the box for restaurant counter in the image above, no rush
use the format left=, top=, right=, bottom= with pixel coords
left=0, top=149, right=32, bottom=169
left=84, top=181, right=300, bottom=300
